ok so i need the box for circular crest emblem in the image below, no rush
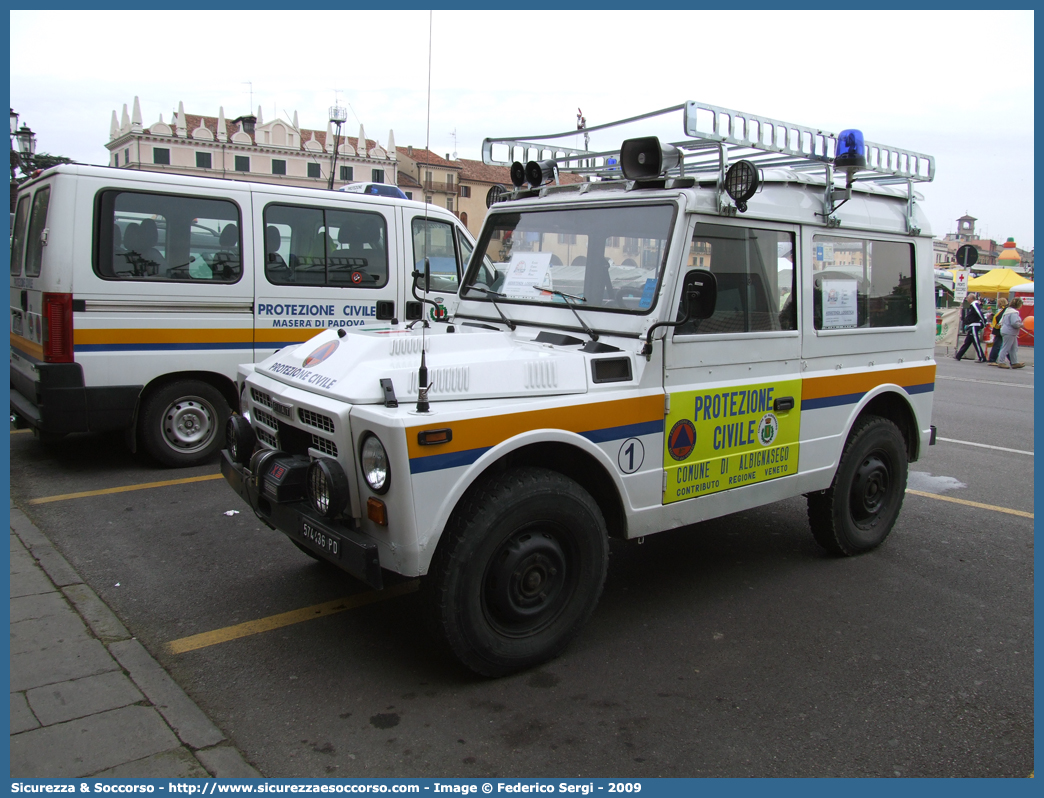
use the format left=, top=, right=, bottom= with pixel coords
left=303, top=340, right=339, bottom=368
left=668, top=419, right=697, bottom=462
left=757, top=413, right=779, bottom=447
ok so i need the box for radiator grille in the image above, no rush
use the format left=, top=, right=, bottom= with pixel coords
left=299, top=408, right=335, bottom=433
left=251, top=388, right=272, bottom=408
left=255, top=427, right=277, bottom=448
left=310, top=435, right=338, bottom=457
left=253, top=408, right=280, bottom=431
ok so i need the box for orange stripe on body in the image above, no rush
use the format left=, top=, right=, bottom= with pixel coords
left=803, top=364, right=936, bottom=401
left=74, top=328, right=253, bottom=346
left=11, top=334, right=44, bottom=361
left=406, top=394, right=664, bottom=460
left=254, top=328, right=325, bottom=344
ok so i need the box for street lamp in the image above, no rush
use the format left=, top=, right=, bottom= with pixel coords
left=11, top=108, right=19, bottom=137
left=327, top=104, right=347, bottom=191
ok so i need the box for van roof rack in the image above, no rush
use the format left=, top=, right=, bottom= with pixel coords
left=482, top=100, right=935, bottom=234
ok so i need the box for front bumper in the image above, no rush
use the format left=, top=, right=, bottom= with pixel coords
left=221, top=450, right=384, bottom=590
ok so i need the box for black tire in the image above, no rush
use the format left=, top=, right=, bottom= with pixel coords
left=140, top=380, right=230, bottom=468
left=807, top=415, right=908, bottom=556
left=425, top=467, right=609, bottom=677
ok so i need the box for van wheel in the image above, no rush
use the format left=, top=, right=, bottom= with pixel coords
left=807, top=416, right=908, bottom=556
left=140, top=380, right=229, bottom=468
left=425, top=467, right=609, bottom=677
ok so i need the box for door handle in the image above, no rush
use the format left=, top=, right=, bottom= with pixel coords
left=774, top=396, right=795, bottom=412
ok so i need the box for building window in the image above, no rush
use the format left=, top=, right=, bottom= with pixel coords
left=196, top=152, right=212, bottom=169
left=307, top=163, right=321, bottom=179
left=153, top=147, right=170, bottom=165
left=124, top=148, right=130, bottom=164
left=404, top=191, right=413, bottom=201
left=235, top=156, right=250, bottom=172
left=425, top=195, right=433, bottom=204
left=446, top=174, right=455, bottom=190
left=446, top=197, right=454, bottom=213
left=340, top=165, right=353, bottom=181
left=272, top=159, right=287, bottom=176
left=114, top=153, right=120, bottom=167
left=372, top=169, right=384, bottom=184
left=459, top=185, right=471, bottom=198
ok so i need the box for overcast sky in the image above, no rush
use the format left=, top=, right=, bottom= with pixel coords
left=10, top=9, right=1034, bottom=249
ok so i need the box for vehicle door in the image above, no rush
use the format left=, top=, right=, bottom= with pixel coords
left=253, top=195, right=400, bottom=360
left=662, top=218, right=803, bottom=506
left=398, top=206, right=468, bottom=322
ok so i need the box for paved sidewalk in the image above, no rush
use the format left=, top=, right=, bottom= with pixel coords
left=10, top=504, right=261, bottom=779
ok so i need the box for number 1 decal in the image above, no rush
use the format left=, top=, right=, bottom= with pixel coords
left=618, top=438, right=645, bottom=474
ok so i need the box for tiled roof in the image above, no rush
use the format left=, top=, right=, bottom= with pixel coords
left=397, top=171, right=422, bottom=189
left=397, top=147, right=460, bottom=168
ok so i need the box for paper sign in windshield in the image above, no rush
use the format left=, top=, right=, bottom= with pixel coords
left=822, top=279, right=859, bottom=329
left=500, top=252, right=553, bottom=299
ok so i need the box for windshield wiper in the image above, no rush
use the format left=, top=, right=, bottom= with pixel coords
left=463, top=285, right=516, bottom=330
left=533, top=286, right=598, bottom=342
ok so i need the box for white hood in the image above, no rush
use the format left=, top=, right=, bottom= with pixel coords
left=255, top=325, right=591, bottom=404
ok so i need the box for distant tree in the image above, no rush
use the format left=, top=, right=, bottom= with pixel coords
left=28, top=152, right=74, bottom=171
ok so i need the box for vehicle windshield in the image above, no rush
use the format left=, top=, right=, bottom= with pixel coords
left=462, top=204, right=676, bottom=313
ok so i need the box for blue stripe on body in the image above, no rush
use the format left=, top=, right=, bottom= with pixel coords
left=803, top=382, right=935, bottom=411
left=75, top=342, right=256, bottom=353
left=580, top=419, right=664, bottom=443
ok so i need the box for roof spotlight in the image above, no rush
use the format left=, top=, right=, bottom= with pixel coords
left=486, top=184, right=508, bottom=208
left=724, top=160, right=760, bottom=213
left=834, top=129, right=867, bottom=176
left=510, top=161, right=527, bottom=187
left=525, top=159, right=558, bottom=187
left=620, top=136, right=682, bottom=180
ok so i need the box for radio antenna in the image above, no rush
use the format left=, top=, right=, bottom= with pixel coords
left=415, top=9, right=434, bottom=414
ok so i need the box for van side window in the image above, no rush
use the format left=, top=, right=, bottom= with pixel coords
left=678, top=224, right=796, bottom=335
left=95, top=190, right=242, bottom=283
left=812, top=235, right=915, bottom=329
left=24, top=187, right=51, bottom=278
left=412, top=218, right=460, bottom=293
left=10, top=194, right=30, bottom=276
left=263, top=204, right=388, bottom=288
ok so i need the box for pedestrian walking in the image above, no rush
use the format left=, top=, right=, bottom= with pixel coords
left=987, top=297, right=1009, bottom=362
left=993, top=297, right=1027, bottom=369
left=955, top=293, right=987, bottom=362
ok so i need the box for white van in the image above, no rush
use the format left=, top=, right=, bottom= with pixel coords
left=9, top=165, right=475, bottom=466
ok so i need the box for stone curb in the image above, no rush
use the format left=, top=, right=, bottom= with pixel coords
left=10, top=506, right=261, bottom=778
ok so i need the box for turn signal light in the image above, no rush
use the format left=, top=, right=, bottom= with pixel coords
left=367, top=497, right=388, bottom=526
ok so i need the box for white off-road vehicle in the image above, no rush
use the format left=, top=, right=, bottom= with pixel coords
left=222, top=101, right=938, bottom=676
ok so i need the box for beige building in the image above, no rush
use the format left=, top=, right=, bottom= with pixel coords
left=395, top=147, right=461, bottom=216
left=105, top=97, right=397, bottom=190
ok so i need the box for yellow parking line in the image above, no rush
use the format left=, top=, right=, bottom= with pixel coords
left=906, top=489, right=1033, bottom=519
left=29, top=473, right=224, bottom=505
left=167, top=579, right=420, bottom=654
left=10, top=428, right=33, bottom=434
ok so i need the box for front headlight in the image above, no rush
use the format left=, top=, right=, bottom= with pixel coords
left=360, top=434, right=390, bottom=494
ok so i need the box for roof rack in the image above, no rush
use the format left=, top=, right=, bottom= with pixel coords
left=482, top=100, right=935, bottom=235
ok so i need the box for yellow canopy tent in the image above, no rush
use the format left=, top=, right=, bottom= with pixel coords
left=967, top=268, right=1033, bottom=295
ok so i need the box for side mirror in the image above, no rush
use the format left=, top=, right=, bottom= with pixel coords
left=679, top=268, right=716, bottom=320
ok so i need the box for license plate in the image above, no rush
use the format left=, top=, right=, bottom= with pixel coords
left=300, top=521, right=340, bottom=558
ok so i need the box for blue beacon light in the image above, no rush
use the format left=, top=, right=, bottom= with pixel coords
left=834, top=129, right=867, bottom=174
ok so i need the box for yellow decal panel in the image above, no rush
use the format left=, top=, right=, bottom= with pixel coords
left=663, top=379, right=802, bottom=504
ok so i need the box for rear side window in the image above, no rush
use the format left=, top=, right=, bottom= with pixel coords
left=812, top=235, right=915, bottom=329
left=10, top=194, right=30, bottom=276
left=263, top=204, right=388, bottom=288
left=95, top=190, right=243, bottom=283
left=412, top=218, right=461, bottom=294
left=24, top=187, right=51, bottom=278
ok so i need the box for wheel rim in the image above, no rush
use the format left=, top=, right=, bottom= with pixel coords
left=849, top=451, right=892, bottom=526
left=161, top=395, right=218, bottom=454
left=483, top=527, right=574, bottom=636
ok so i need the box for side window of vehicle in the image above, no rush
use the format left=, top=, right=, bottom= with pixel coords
left=263, top=204, right=388, bottom=288
left=24, top=187, right=51, bottom=278
left=10, top=194, right=30, bottom=276
left=94, top=190, right=242, bottom=283
left=412, top=218, right=459, bottom=294
left=812, top=235, right=915, bottom=329
left=678, top=223, right=796, bottom=335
